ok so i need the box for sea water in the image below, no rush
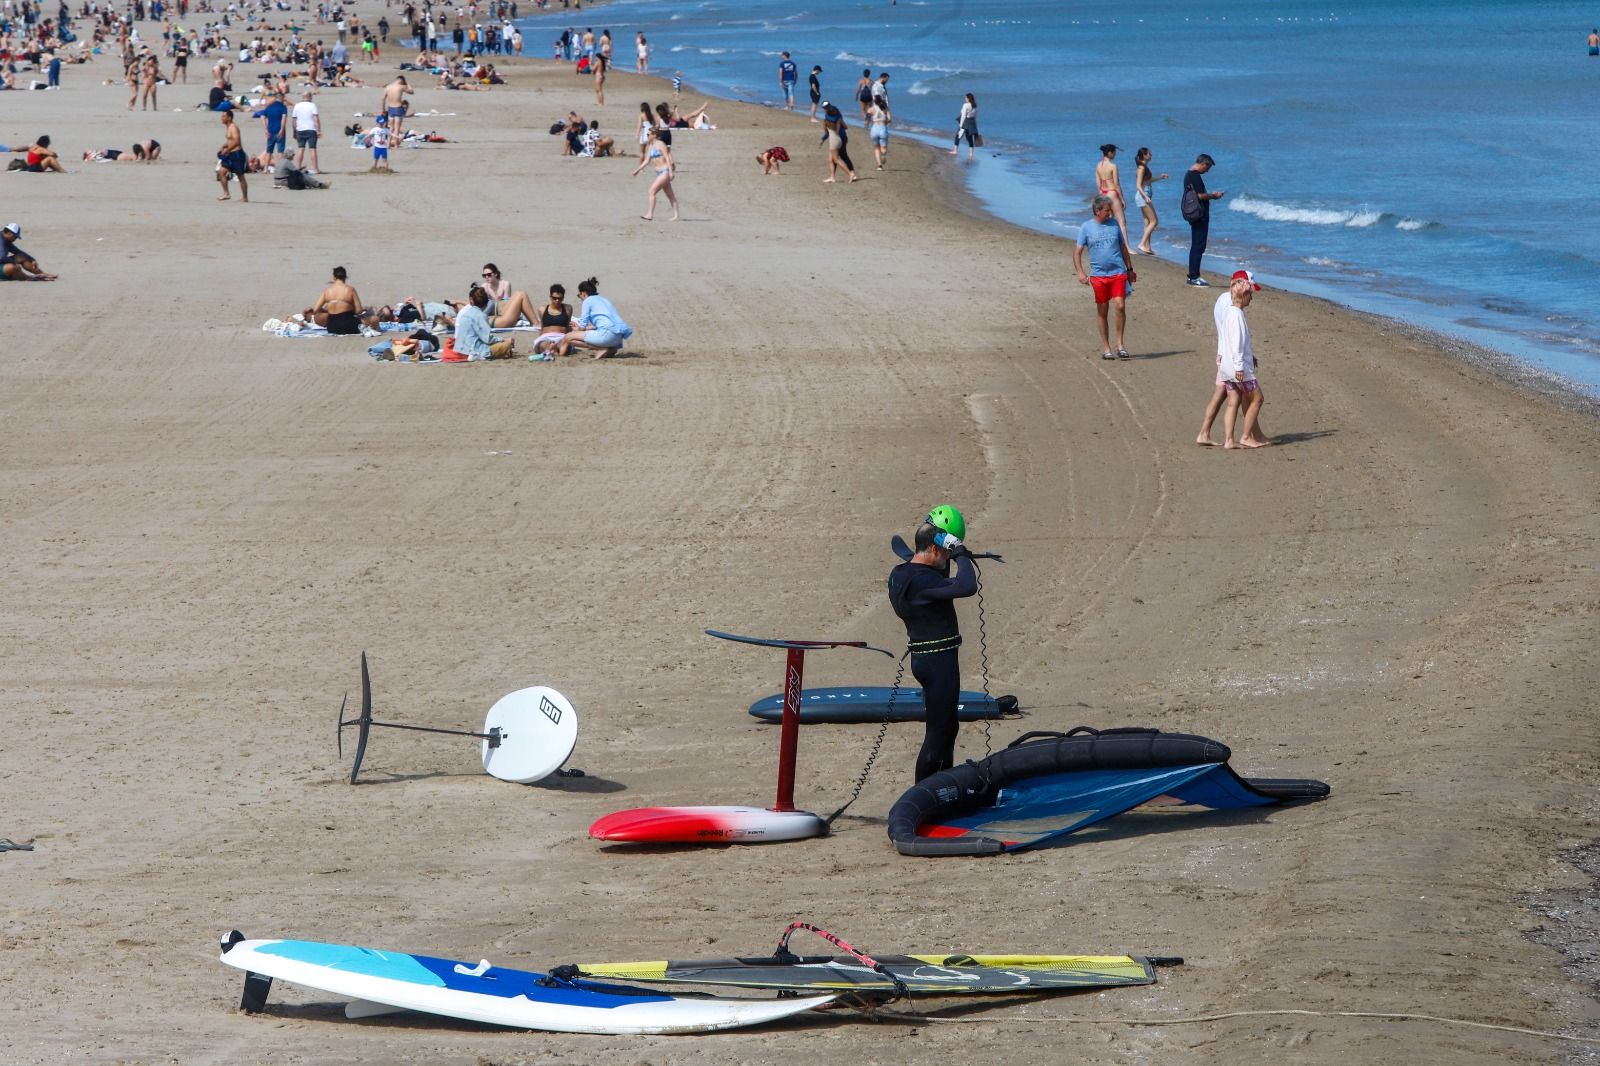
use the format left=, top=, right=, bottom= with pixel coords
left=521, top=0, right=1600, bottom=394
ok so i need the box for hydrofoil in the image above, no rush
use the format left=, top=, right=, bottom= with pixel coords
left=589, top=630, right=892, bottom=845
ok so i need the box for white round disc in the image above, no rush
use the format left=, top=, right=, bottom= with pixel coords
left=481, top=686, right=578, bottom=784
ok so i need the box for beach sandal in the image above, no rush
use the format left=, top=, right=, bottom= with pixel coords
left=1117, top=348, right=1131, bottom=360
left=1100, top=350, right=1115, bottom=360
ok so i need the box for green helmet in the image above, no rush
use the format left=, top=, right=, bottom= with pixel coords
left=926, top=504, right=966, bottom=542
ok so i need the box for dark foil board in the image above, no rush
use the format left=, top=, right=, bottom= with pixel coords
left=748, top=687, right=1001, bottom=723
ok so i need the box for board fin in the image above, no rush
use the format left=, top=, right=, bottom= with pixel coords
left=220, top=931, right=274, bottom=1012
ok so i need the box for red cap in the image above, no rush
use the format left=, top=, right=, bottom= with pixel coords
left=1231, top=270, right=1263, bottom=291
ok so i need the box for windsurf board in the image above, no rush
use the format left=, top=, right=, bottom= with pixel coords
left=219, top=934, right=833, bottom=1035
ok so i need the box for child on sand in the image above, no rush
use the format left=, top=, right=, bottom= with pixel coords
left=757, top=146, right=789, bottom=175
left=368, top=115, right=391, bottom=171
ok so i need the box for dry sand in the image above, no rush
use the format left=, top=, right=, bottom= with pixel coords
left=2, top=23, right=1598, bottom=1066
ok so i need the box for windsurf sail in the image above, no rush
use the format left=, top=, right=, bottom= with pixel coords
left=887, top=727, right=1330, bottom=857
left=571, top=953, right=1163, bottom=994
left=568, top=920, right=1179, bottom=996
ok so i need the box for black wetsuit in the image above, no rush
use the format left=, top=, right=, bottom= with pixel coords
left=888, top=553, right=978, bottom=781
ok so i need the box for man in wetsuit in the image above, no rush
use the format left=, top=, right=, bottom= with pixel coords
left=888, top=504, right=978, bottom=782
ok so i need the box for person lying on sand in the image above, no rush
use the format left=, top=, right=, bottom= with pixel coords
left=82, top=140, right=161, bottom=162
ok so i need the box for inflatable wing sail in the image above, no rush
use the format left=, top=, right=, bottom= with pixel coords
left=887, top=727, right=1330, bottom=857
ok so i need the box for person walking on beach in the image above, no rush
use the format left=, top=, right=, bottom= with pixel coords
left=820, top=101, right=858, bottom=183
left=1182, top=153, right=1224, bottom=286
left=631, top=127, right=679, bottom=221
left=592, top=52, right=606, bottom=106
left=868, top=94, right=891, bottom=170
left=1074, top=194, right=1135, bottom=359
left=1214, top=270, right=1269, bottom=448
left=951, top=93, right=978, bottom=160
left=778, top=51, right=797, bottom=111
left=1132, top=147, right=1168, bottom=255
left=636, top=32, right=649, bottom=73
left=1095, top=143, right=1128, bottom=244
left=215, top=110, right=249, bottom=202
left=257, top=89, right=288, bottom=164
left=292, top=90, right=321, bottom=174
left=808, top=65, right=822, bottom=122
left=888, top=505, right=978, bottom=783
left=855, top=68, right=873, bottom=119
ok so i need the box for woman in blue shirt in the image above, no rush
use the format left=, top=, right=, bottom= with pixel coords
left=555, top=277, right=633, bottom=359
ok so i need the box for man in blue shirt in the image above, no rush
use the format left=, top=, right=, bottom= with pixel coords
left=1072, top=194, right=1136, bottom=359
left=556, top=276, right=633, bottom=359
left=254, top=90, right=288, bottom=164
left=778, top=52, right=797, bottom=111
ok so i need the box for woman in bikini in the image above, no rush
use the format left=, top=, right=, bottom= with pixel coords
left=1095, top=144, right=1129, bottom=245
left=309, top=265, right=364, bottom=334
left=533, top=283, right=574, bottom=355
left=631, top=127, right=679, bottom=221
left=479, top=263, right=512, bottom=304
left=1132, top=146, right=1169, bottom=256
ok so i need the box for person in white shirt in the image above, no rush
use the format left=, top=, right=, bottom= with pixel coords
left=291, top=90, right=321, bottom=173
left=1213, top=270, right=1271, bottom=449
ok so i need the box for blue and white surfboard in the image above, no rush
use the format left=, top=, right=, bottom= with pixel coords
left=220, top=935, right=834, bottom=1034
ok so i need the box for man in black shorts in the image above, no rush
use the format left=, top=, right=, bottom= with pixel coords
left=888, top=505, right=978, bottom=782
left=808, top=64, right=821, bottom=122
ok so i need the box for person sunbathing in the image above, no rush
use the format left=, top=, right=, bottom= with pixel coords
left=83, top=139, right=161, bottom=162
left=304, top=265, right=364, bottom=333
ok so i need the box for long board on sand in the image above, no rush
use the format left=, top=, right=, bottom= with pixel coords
left=219, top=935, right=834, bottom=1034
left=574, top=953, right=1163, bottom=994
left=748, top=686, right=1009, bottom=723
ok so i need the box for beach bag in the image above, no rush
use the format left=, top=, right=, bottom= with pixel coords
left=1181, top=186, right=1203, bottom=222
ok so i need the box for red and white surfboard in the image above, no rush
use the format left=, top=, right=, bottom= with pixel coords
left=589, top=806, right=827, bottom=844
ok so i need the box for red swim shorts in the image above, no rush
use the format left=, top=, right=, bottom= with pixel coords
left=1090, top=273, right=1128, bottom=304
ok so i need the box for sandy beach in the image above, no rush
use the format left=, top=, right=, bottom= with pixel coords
left=2, top=15, right=1598, bottom=1065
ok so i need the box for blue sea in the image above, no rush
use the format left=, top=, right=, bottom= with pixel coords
left=521, top=0, right=1600, bottom=394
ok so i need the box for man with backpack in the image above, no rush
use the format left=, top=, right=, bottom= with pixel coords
left=1181, top=153, right=1225, bottom=286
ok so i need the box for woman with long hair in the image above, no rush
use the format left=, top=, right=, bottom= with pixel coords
left=631, top=127, right=679, bottom=221
left=1132, top=147, right=1169, bottom=255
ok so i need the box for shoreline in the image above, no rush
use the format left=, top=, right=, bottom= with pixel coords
left=1, top=18, right=1598, bottom=1066
left=508, top=1, right=1600, bottom=401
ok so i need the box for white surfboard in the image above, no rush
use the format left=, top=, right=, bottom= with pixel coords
left=481, top=686, right=577, bottom=784
left=220, top=936, right=833, bottom=1035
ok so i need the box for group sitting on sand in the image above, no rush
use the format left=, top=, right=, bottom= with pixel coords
left=285, top=266, right=634, bottom=360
